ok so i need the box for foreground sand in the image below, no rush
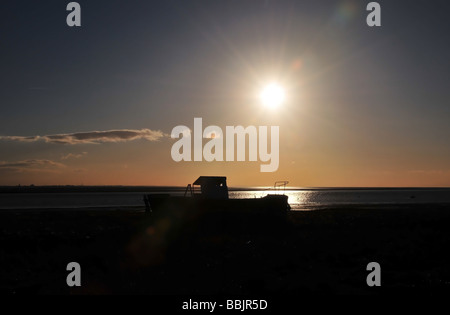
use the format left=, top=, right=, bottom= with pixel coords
left=1, top=204, right=450, bottom=294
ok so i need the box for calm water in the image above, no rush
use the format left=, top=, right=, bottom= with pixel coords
left=1, top=188, right=450, bottom=210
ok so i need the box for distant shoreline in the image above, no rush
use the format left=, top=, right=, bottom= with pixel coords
left=1, top=186, right=449, bottom=194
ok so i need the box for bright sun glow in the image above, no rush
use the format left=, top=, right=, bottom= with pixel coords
left=260, top=83, right=286, bottom=109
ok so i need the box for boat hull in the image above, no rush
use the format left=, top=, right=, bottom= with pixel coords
left=144, top=194, right=290, bottom=220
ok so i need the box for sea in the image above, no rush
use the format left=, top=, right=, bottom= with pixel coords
left=1, top=187, right=450, bottom=211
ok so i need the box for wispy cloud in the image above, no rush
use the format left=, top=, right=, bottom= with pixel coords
left=61, top=152, right=88, bottom=160
left=0, top=129, right=166, bottom=144
left=408, top=170, right=448, bottom=175
left=1, top=136, right=40, bottom=142
left=28, top=87, right=51, bottom=91
left=0, top=159, right=66, bottom=172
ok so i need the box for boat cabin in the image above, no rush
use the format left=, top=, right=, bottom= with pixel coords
left=191, top=176, right=229, bottom=200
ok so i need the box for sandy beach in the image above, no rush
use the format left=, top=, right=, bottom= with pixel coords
left=1, top=204, right=450, bottom=295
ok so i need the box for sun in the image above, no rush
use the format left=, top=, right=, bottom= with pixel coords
left=260, top=83, right=286, bottom=109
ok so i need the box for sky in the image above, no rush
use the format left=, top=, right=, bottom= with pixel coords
left=0, top=0, right=449, bottom=187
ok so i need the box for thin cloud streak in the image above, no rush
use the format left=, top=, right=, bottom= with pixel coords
left=0, top=159, right=66, bottom=170
left=0, top=129, right=166, bottom=144
left=61, top=152, right=88, bottom=160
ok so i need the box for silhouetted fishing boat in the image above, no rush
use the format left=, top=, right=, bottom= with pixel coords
left=143, top=176, right=290, bottom=219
